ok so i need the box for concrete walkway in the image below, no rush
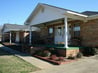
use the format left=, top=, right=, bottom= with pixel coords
left=31, top=56, right=98, bottom=73
left=0, top=44, right=54, bottom=69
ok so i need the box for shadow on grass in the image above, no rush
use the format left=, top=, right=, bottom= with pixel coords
left=0, top=45, right=31, bottom=57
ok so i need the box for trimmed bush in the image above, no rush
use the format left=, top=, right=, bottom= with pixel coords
left=42, top=50, right=51, bottom=57
left=92, top=48, right=98, bottom=55
left=76, top=52, right=83, bottom=58
left=67, top=54, right=76, bottom=60
left=36, top=50, right=51, bottom=57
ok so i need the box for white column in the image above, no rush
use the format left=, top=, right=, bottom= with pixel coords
left=10, top=32, right=12, bottom=44
left=29, top=26, right=32, bottom=45
left=64, top=17, right=68, bottom=48
left=16, top=32, right=19, bottom=42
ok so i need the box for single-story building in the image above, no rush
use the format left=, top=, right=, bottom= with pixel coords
left=2, top=24, right=40, bottom=44
left=24, top=3, right=98, bottom=57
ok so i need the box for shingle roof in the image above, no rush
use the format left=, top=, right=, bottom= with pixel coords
left=3, top=24, right=40, bottom=32
left=5, top=24, right=29, bottom=30
left=81, top=11, right=98, bottom=16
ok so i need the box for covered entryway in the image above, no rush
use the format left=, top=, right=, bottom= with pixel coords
left=2, top=24, right=40, bottom=44
left=24, top=3, right=87, bottom=57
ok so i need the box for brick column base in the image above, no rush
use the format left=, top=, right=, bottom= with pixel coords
left=56, top=49, right=79, bottom=58
left=66, top=49, right=79, bottom=58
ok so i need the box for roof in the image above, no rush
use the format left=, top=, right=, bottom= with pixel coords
left=25, top=3, right=98, bottom=24
left=41, top=3, right=83, bottom=15
left=25, top=3, right=87, bottom=24
left=5, top=24, right=29, bottom=30
left=81, top=11, right=98, bottom=16
left=2, top=24, right=40, bottom=32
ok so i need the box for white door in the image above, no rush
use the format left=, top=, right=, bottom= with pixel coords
left=15, top=32, right=20, bottom=42
left=54, top=26, right=65, bottom=44
left=54, top=25, right=71, bottom=44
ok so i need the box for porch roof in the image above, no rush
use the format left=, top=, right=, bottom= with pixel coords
left=2, top=24, right=40, bottom=33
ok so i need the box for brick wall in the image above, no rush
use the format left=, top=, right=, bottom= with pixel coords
left=39, top=26, right=54, bottom=44
left=39, top=26, right=48, bottom=38
left=19, top=31, right=24, bottom=43
left=81, top=19, right=98, bottom=47
left=38, top=19, right=98, bottom=47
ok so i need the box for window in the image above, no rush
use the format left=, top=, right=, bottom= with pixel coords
left=57, top=27, right=62, bottom=35
left=48, top=27, right=53, bottom=34
left=73, top=24, right=80, bottom=31
left=74, top=31, right=80, bottom=37
left=73, top=26, right=80, bottom=31
left=73, top=24, right=80, bottom=37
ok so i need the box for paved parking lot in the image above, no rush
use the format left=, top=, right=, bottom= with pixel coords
left=32, top=56, right=98, bottom=73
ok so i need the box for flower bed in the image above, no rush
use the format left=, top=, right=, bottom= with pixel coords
left=34, top=55, right=77, bottom=65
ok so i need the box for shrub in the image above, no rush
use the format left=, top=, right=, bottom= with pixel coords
left=67, top=54, right=76, bottom=60
left=42, top=50, right=51, bottom=57
left=36, top=51, right=43, bottom=56
left=92, top=48, right=98, bottom=55
left=36, top=50, right=51, bottom=57
left=76, top=52, right=83, bottom=58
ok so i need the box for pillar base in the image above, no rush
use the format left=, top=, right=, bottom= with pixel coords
left=56, top=48, right=79, bottom=58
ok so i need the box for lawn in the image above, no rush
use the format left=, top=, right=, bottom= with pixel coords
left=0, top=48, right=40, bottom=73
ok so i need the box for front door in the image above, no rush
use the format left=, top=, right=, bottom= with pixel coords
left=54, top=25, right=64, bottom=44
left=54, top=25, right=71, bottom=44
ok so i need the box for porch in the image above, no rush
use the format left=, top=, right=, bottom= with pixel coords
left=2, top=24, right=40, bottom=44
left=29, top=16, right=84, bottom=57
left=2, top=31, right=29, bottom=44
left=32, top=18, right=83, bottom=47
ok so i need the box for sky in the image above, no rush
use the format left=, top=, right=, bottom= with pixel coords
left=0, top=0, right=98, bottom=26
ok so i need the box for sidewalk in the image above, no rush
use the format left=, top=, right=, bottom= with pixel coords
left=31, top=56, right=98, bottom=73
left=0, top=44, right=54, bottom=69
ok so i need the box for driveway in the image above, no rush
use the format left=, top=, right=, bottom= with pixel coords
left=32, top=56, right=98, bottom=73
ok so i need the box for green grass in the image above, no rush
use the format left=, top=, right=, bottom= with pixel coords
left=0, top=48, right=40, bottom=73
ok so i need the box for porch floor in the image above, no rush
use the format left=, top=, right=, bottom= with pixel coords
left=33, top=44, right=80, bottom=50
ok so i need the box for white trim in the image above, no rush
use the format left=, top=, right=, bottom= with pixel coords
left=66, top=11, right=88, bottom=17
